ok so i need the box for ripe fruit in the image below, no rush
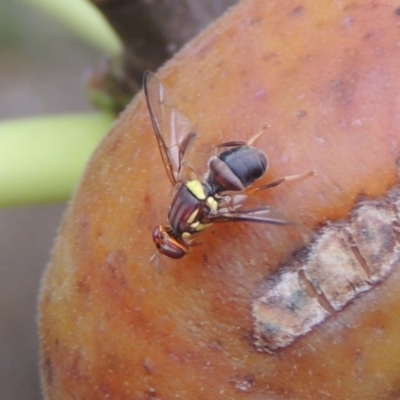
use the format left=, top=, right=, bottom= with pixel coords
left=39, top=1, right=400, bottom=398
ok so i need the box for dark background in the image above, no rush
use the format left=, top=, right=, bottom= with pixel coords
left=0, top=2, right=104, bottom=397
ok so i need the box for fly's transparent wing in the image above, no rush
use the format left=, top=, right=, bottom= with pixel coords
left=208, top=206, right=293, bottom=225
left=209, top=193, right=313, bottom=248
left=209, top=193, right=294, bottom=225
left=144, top=71, right=197, bottom=186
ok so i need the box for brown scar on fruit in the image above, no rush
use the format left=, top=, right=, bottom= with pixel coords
left=253, top=165, right=400, bottom=352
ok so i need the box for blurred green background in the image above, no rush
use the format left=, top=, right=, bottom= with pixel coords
left=0, top=1, right=105, bottom=397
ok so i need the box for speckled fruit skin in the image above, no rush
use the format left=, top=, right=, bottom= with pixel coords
left=39, top=0, right=400, bottom=399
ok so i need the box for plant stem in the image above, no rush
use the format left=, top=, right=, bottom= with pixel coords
left=25, top=0, right=122, bottom=54
left=0, top=113, right=113, bottom=207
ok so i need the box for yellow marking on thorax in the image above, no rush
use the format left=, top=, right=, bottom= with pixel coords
left=206, top=196, right=218, bottom=213
left=190, top=221, right=212, bottom=232
left=197, top=222, right=212, bottom=231
left=187, top=208, right=199, bottom=224
left=186, top=180, right=206, bottom=200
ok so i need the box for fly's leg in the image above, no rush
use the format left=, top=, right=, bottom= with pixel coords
left=216, top=124, right=269, bottom=148
left=247, top=170, right=316, bottom=194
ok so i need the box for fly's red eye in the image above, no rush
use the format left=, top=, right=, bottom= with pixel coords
left=152, top=226, right=187, bottom=259
left=152, top=226, right=164, bottom=249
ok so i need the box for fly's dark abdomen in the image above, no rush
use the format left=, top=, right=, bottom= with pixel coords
left=207, top=146, right=268, bottom=192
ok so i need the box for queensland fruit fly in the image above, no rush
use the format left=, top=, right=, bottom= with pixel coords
left=144, top=71, right=313, bottom=261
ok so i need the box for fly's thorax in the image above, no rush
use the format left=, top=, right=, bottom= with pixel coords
left=168, top=181, right=217, bottom=237
left=186, top=180, right=207, bottom=200
left=207, top=146, right=268, bottom=192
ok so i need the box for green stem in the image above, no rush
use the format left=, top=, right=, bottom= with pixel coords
left=25, top=0, right=122, bottom=54
left=0, top=113, right=113, bottom=207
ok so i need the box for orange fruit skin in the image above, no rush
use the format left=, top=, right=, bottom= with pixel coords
left=40, top=0, right=400, bottom=399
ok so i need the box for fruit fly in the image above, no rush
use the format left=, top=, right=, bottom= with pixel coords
left=144, top=71, right=312, bottom=260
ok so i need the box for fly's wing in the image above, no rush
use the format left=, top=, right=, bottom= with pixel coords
left=143, top=71, right=197, bottom=186
left=208, top=206, right=294, bottom=225
left=209, top=193, right=295, bottom=225
left=208, top=196, right=313, bottom=256
left=209, top=193, right=313, bottom=249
